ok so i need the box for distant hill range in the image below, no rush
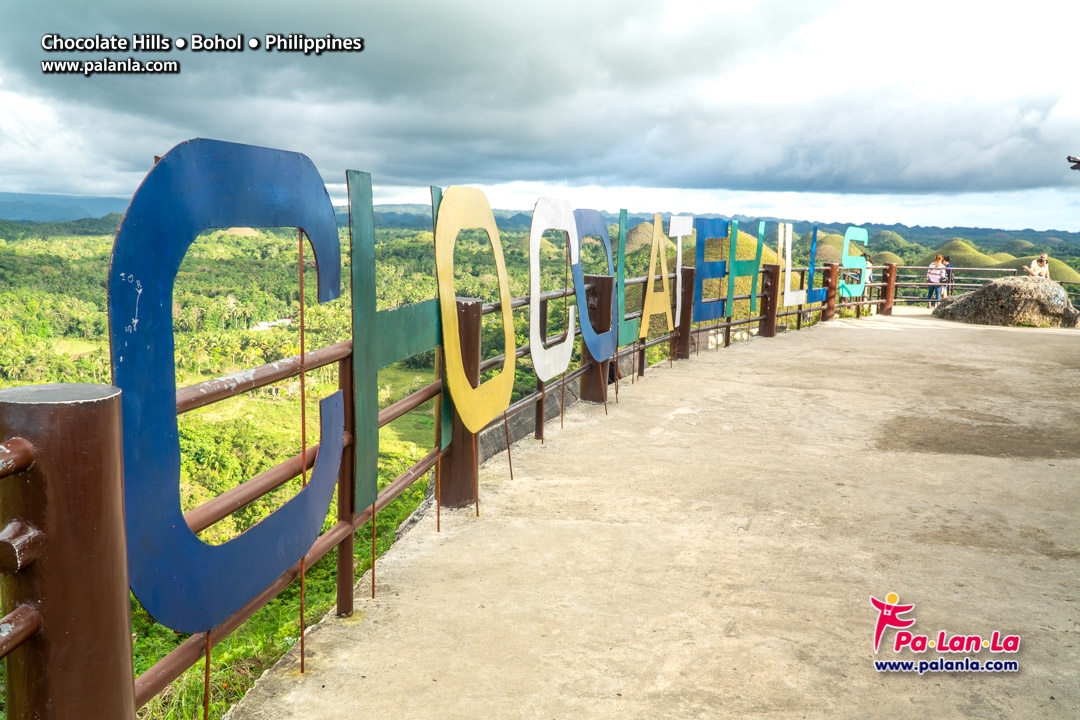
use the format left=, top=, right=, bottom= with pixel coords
left=2, top=192, right=1079, bottom=254
left=333, top=204, right=680, bottom=233
left=0, top=192, right=129, bottom=222
left=337, top=204, right=1080, bottom=251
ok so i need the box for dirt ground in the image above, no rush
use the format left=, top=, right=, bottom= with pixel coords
left=228, top=308, right=1079, bottom=719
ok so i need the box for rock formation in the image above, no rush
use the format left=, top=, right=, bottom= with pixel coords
left=933, top=276, right=1078, bottom=328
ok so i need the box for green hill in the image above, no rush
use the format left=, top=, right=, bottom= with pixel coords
left=1001, top=238, right=1035, bottom=255
left=869, top=230, right=906, bottom=247
left=871, top=251, right=903, bottom=265
left=916, top=239, right=998, bottom=268
left=733, top=233, right=778, bottom=264
left=988, top=252, right=1016, bottom=262
left=981, top=231, right=1016, bottom=248
left=867, top=230, right=929, bottom=264
left=626, top=222, right=655, bottom=253
left=804, top=232, right=866, bottom=266
left=814, top=233, right=847, bottom=252
left=683, top=227, right=776, bottom=264
left=992, top=257, right=1080, bottom=283
left=815, top=244, right=843, bottom=264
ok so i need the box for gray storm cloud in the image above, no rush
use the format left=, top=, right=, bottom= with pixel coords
left=0, top=0, right=1076, bottom=198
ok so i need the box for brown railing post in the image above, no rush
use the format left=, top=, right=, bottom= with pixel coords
left=676, top=267, right=695, bottom=359
left=442, top=298, right=481, bottom=506
left=0, top=384, right=135, bottom=719
left=534, top=298, right=547, bottom=441
left=758, top=264, right=780, bottom=338
left=579, top=275, right=614, bottom=402
left=823, top=263, right=839, bottom=322
left=796, top=269, right=806, bottom=331
left=336, top=355, right=356, bottom=617
left=882, top=263, right=897, bottom=315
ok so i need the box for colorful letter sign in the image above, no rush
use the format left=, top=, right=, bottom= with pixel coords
left=692, top=217, right=730, bottom=322
left=729, top=220, right=766, bottom=314
left=668, top=215, right=693, bottom=326
left=781, top=222, right=805, bottom=306
left=572, top=208, right=617, bottom=362
left=434, top=186, right=516, bottom=433
left=839, top=227, right=870, bottom=299
left=529, top=198, right=578, bottom=381
left=108, top=139, right=343, bottom=632
left=638, top=214, right=674, bottom=339
left=805, top=227, right=827, bottom=304
left=616, top=210, right=641, bottom=344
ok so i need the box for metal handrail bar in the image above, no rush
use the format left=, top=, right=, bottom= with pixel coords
left=0, top=604, right=43, bottom=660
left=177, top=340, right=352, bottom=414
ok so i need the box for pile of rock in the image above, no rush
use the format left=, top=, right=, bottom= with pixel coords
left=933, top=276, right=1078, bottom=328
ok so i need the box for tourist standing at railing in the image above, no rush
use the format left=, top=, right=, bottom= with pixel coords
left=926, top=255, right=947, bottom=307
left=863, top=254, right=874, bottom=300
left=943, top=256, right=955, bottom=298
left=1024, top=253, right=1051, bottom=279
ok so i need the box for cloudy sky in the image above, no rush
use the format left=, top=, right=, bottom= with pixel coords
left=2, top=0, right=1080, bottom=229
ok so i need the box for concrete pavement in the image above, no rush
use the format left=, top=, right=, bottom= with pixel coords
left=228, top=309, right=1080, bottom=719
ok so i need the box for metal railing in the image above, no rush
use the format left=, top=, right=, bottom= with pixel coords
left=0, top=259, right=854, bottom=718
left=892, top=265, right=1019, bottom=305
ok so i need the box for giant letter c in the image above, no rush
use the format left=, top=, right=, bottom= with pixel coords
left=108, top=139, right=343, bottom=633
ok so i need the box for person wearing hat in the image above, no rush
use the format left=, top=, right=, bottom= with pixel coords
left=1024, top=253, right=1051, bottom=279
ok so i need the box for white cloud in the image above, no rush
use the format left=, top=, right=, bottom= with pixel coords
left=0, top=1, right=1078, bottom=229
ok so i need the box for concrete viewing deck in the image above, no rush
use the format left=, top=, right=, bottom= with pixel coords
left=229, top=309, right=1079, bottom=719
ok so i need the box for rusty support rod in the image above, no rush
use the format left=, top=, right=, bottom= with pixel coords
left=503, top=411, right=514, bottom=480
left=370, top=503, right=376, bottom=599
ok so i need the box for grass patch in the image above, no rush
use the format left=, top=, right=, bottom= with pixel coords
left=51, top=338, right=99, bottom=357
